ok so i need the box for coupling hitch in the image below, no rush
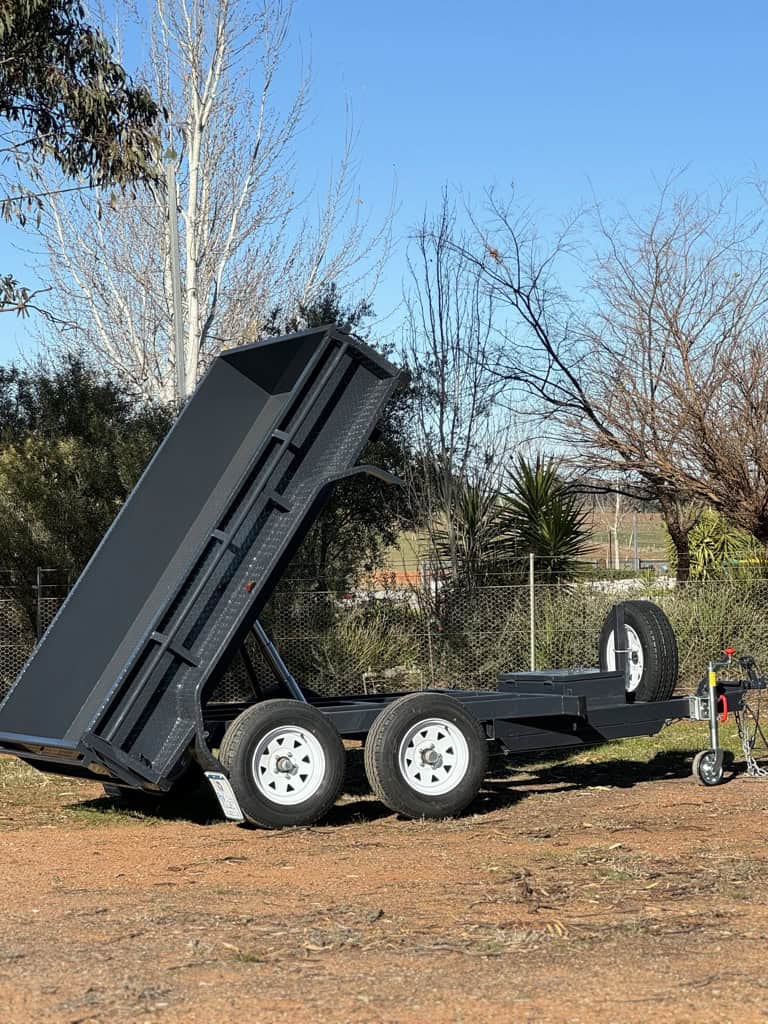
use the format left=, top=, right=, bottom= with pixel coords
left=691, top=648, right=768, bottom=786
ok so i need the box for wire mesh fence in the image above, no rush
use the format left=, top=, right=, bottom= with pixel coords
left=2, top=566, right=768, bottom=703
left=0, top=598, right=37, bottom=697
left=224, top=577, right=768, bottom=700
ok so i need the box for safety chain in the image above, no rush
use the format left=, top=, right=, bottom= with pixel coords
left=734, top=688, right=768, bottom=777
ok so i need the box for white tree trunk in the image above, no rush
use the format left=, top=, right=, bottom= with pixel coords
left=37, top=0, right=392, bottom=401
left=612, top=492, right=622, bottom=570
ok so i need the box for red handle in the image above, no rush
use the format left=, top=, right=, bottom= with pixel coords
left=717, top=694, right=728, bottom=723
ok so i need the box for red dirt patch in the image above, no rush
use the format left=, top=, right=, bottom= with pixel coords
left=2, top=752, right=768, bottom=1022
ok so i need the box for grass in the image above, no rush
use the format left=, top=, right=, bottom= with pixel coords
left=0, top=755, right=218, bottom=829
left=490, top=718, right=746, bottom=799
left=66, top=803, right=165, bottom=826
left=515, top=718, right=742, bottom=771
left=0, top=755, right=105, bottom=828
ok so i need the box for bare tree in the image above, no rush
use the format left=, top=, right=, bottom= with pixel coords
left=37, top=0, right=391, bottom=400
left=400, top=194, right=512, bottom=587
left=440, top=183, right=768, bottom=580
left=578, top=187, right=768, bottom=549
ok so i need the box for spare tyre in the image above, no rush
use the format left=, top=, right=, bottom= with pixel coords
left=598, top=600, right=678, bottom=702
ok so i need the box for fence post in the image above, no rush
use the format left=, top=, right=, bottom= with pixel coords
left=529, top=553, right=536, bottom=671
left=425, top=602, right=436, bottom=690
left=35, top=566, right=42, bottom=641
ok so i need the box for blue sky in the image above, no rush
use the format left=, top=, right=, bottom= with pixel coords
left=1, top=0, right=766, bottom=360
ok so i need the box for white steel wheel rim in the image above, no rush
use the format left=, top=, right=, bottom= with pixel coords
left=699, top=752, right=721, bottom=783
left=251, top=725, right=326, bottom=806
left=605, top=625, right=645, bottom=692
left=398, top=717, right=470, bottom=796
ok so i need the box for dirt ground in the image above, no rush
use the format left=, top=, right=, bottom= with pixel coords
left=2, top=726, right=768, bottom=1024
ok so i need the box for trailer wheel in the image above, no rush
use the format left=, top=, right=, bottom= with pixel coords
left=598, top=601, right=678, bottom=702
left=363, top=693, right=488, bottom=819
left=218, top=700, right=345, bottom=828
left=692, top=749, right=724, bottom=786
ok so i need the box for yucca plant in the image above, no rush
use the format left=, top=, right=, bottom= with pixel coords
left=432, top=477, right=509, bottom=585
left=499, top=455, right=591, bottom=580
left=666, top=507, right=765, bottom=580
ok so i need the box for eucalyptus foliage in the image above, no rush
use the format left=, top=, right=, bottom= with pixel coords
left=0, top=0, right=158, bottom=311
left=0, top=355, right=172, bottom=624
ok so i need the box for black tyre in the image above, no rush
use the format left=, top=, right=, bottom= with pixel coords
left=363, top=693, right=489, bottom=819
left=692, top=749, right=724, bottom=786
left=218, top=700, right=345, bottom=828
left=598, top=600, right=678, bottom=702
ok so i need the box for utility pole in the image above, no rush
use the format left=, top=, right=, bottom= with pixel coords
left=633, top=511, right=639, bottom=571
left=165, top=148, right=186, bottom=403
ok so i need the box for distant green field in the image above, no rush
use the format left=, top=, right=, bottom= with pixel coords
left=585, top=510, right=668, bottom=564
left=384, top=512, right=669, bottom=573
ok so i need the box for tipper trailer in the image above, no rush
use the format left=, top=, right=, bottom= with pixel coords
left=0, top=326, right=763, bottom=827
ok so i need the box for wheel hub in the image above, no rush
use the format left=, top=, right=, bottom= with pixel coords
left=275, top=755, right=298, bottom=775
left=419, top=744, right=443, bottom=768
left=605, top=624, right=645, bottom=692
